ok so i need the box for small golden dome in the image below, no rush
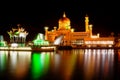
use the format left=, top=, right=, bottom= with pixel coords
left=58, top=12, right=70, bottom=23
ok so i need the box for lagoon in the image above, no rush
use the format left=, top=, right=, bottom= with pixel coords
left=0, top=49, right=119, bottom=80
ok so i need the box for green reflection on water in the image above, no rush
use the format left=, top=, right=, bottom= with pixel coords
left=31, top=52, right=50, bottom=79
left=0, top=51, right=7, bottom=72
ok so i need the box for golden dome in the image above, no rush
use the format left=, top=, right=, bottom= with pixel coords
left=58, top=12, right=70, bottom=23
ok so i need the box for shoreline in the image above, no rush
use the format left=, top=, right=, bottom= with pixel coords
left=0, top=46, right=56, bottom=52
left=1, top=46, right=120, bottom=52
left=57, top=45, right=120, bottom=50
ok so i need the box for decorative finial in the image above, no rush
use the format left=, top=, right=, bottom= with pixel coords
left=17, top=24, right=21, bottom=27
left=63, top=12, right=66, bottom=17
left=85, top=14, right=88, bottom=17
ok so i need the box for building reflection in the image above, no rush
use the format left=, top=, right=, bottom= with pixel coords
left=58, top=51, right=77, bottom=80
left=84, top=49, right=114, bottom=80
left=30, top=49, right=114, bottom=80
left=31, top=52, right=53, bottom=79
left=0, top=49, right=115, bottom=80
left=118, top=49, right=120, bottom=62
left=31, top=51, right=77, bottom=80
left=9, top=51, right=31, bottom=79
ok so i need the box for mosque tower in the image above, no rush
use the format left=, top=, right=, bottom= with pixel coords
left=85, top=14, right=89, bottom=32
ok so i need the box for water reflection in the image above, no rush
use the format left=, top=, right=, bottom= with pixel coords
left=84, top=49, right=114, bottom=80
left=9, top=51, right=31, bottom=79
left=55, top=50, right=77, bottom=80
left=0, top=49, right=115, bottom=80
left=0, top=50, right=31, bottom=80
left=31, top=52, right=53, bottom=79
left=0, top=51, right=8, bottom=72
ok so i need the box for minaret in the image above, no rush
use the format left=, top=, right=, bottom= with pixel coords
left=44, top=26, right=49, bottom=40
left=85, top=14, right=89, bottom=32
left=89, top=24, right=93, bottom=37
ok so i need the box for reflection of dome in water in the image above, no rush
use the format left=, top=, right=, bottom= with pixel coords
left=58, top=12, right=70, bottom=23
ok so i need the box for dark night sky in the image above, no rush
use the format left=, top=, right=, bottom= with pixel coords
left=0, top=0, right=120, bottom=41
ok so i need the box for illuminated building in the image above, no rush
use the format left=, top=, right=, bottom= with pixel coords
left=44, top=12, right=115, bottom=47
left=7, top=24, right=28, bottom=47
left=33, top=33, right=49, bottom=46
left=0, top=35, right=7, bottom=47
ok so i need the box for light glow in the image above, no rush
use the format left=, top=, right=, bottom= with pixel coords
left=11, top=43, right=18, bottom=47
left=85, top=41, right=114, bottom=45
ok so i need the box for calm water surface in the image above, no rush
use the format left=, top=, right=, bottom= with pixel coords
left=0, top=49, right=120, bottom=80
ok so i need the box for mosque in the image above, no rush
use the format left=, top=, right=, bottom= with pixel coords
left=44, top=12, right=115, bottom=47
